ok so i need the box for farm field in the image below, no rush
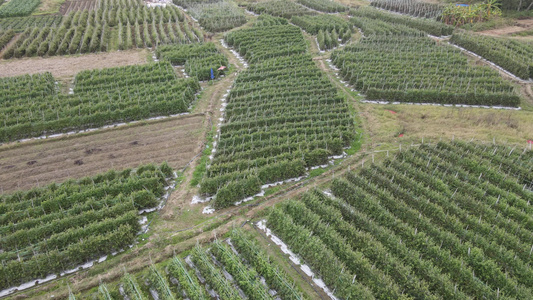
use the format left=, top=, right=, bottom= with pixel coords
left=1, top=0, right=533, bottom=298
left=0, top=114, right=205, bottom=192
left=267, top=141, right=533, bottom=299
left=0, top=48, right=148, bottom=78
left=0, top=162, right=176, bottom=290
left=0, top=62, right=201, bottom=142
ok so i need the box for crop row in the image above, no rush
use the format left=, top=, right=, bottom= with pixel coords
left=1, top=2, right=204, bottom=59
left=0, top=29, right=15, bottom=49
left=0, top=15, right=62, bottom=32
left=157, top=42, right=228, bottom=80
left=247, top=0, right=314, bottom=19
left=254, top=14, right=288, bottom=27
left=0, top=62, right=200, bottom=142
left=188, top=1, right=246, bottom=32
left=76, top=228, right=305, bottom=299
left=0, top=0, right=40, bottom=18
left=266, top=141, right=533, bottom=299
left=451, top=32, right=533, bottom=80
left=370, top=0, right=443, bottom=19
left=296, top=0, right=347, bottom=13
left=350, top=6, right=453, bottom=36
left=291, top=14, right=351, bottom=35
left=0, top=163, right=174, bottom=290
left=331, top=35, right=520, bottom=106
left=202, top=22, right=355, bottom=208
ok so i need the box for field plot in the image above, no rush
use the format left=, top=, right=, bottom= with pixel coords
left=0, top=62, right=200, bottom=142
left=1, top=0, right=204, bottom=59
left=200, top=23, right=355, bottom=208
left=291, top=14, right=352, bottom=50
left=172, top=0, right=217, bottom=8
left=331, top=35, right=520, bottom=106
left=0, top=48, right=147, bottom=78
left=187, top=1, right=246, bottom=32
left=296, top=0, right=347, bottom=13
left=60, top=0, right=97, bottom=14
left=0, top=15, right=62, bottom=31
left=247, top=0, right=314, bottom=19
left=0, top=162, right=175, bottom=291
left=0, top=114, right=204, bottom=192
left=349, top=7, right=453, bottom=37
left=157, top=42, right=228, bottom=80
left=451, top=32, right=533, bottom=80
left=76, top=228, right=307, bottom=299
left=267, top=141, right=533, bottom=299
left=369, top=0, right=443, bottom=18
left=0, top=0, right=41, bottom=18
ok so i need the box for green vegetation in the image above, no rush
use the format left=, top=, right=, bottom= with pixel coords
left=1, top=0, right=204, bottom=59
left=332, top=35, right=520, bottom=106
left=0, top=62, right=200, bottom=142
left=188, top=1, right=246, bottom=32
left=253, top=14, right=287, bottom=26
left=268, top=140, right=533, bottom=299
left=291, top=15, right=352, bottom=50
left=157, top=43, right=228, bottom=80
left=370, top=0, right=443, bottom=18
left=0, top=28, right=15, bottom=48
left=247, top=0, right=314, bottom=19
left=172, top=0, right=217, bottom=8
left=201, top=23, right=355, bottom=208
left=168, top=257, right=208, bottom=299
left=350, top=7, right=454, bottom=36
left=442, top=0, right=503, bottom=26
left=0, top=0, right=41, bottom=18
left=296, top=0, right=347, bottom=13
left=0, top=162, right=174, bottom=290
left=0, top=15, right=61, bottom=31
left=451, top=32, right=533, bottom=80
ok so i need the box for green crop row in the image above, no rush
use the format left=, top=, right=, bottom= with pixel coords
left=202, top=22, right=355, bottom=208
left=265, top=141, right=533, bottom=299
left=350, top=6, right=453, bottom=36
left=370, top=0, right=443, bottom=19
left=0, top=15, right=61, bottom=32
left=296, top=0, right=347, bottom=13
left=0, top=0, right=204, bottom=59
left=247, top=0, right=314, bottom=19
left=291, top=14, right=351, bottom=35
left=0, top=0, right=40, bottom=18
left=451, top=32, right=533, bottom=80
left=331, top=35, right=520, bottom=106
left=0, top=163, right=173, bottom=290
left=188, top=1, right=246, bottom=32
left=0, top=62, right=200, bottom=142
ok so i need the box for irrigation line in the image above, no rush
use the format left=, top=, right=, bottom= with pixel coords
left=250, top=222, right=327, bottom=300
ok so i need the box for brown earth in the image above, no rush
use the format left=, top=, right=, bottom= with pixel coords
left=0, top=114, right=205, bottom=193
left=0, top=49, right=149, bottom=79
left=478, top=19, right=533, bottom=36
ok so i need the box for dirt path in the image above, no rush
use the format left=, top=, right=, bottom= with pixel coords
left=0, top=49, right=148, bottom=79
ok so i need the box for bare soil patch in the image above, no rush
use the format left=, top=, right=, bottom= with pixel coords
left=0, top=49, right=148, bottom=79
left=60, top=0, right=97, bottom=15
left=478, top=19, right=533, bottom=36
left=0, top=114, right=205, bottom=193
